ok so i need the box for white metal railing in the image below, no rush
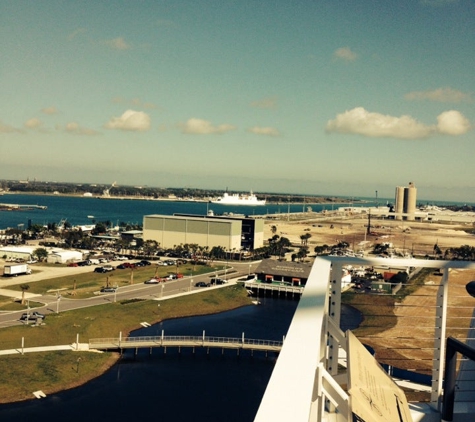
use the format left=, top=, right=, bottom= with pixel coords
left=254, top=257, right=475, bottom=422
left=89, top=334, right=283, bottom=349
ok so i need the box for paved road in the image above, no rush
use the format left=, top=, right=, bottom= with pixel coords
left=0, top=260, right=260, bottom=328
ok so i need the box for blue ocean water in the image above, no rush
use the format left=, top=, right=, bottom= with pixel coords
left=0, top=194, right=356, bottom=230
left=1, top=193, right=470, bottom=230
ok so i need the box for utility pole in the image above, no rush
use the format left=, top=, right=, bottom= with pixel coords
left=367, top=211, right=371, bottom=235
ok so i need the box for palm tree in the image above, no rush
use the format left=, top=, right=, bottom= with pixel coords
left=143, top=240, right=159, bottom=257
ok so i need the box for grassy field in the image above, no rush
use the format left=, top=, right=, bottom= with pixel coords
left=0, top=284, right=252, bottom=403
left=341, top=268, right=433, bottom=338
left=0, top=262, right=228, bottom=304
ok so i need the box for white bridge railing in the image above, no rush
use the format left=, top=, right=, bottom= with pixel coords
left=254, top=257, right=475, bottom=422
left=90, top=334, right=283, bottom=351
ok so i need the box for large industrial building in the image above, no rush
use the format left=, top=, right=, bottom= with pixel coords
left=143, top=213, right=264, bottom=251
left=394, top=182, right=417, bottom=221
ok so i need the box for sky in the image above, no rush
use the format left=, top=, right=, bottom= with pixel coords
left=1, top=0, right=474, bottom=202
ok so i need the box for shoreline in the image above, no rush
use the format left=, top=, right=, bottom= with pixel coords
left=0, top=292, right=254, bottom=405
left=1, top=190, right=361, bottom=206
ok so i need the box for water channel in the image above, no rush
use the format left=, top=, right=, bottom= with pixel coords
left=0, top=298, right=362, bottom=422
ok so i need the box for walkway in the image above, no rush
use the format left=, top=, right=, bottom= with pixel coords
left=0, top=342, right=89, bottom=356
left=89, top=335, right=282, bottom=353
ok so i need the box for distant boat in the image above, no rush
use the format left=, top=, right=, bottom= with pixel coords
left=210, top=191, right=266, bottom=206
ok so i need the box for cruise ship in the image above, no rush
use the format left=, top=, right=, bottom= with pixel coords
left=210, top=191, right=266, bottom=206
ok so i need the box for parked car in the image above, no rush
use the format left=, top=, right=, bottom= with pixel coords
left=102, top=265, right=114, bottom=272
left=117, top=263, right=134, bottom=269
left=144, top=278, right=160, bottom=284
left=139, top=260, right=151, bottom=266
left=210, top=278, right=226, bottom=285
left=67, top=262, right=78, bottom=267
left=77, top=260, right=90, bottom=266
left=100, top=286, right=117, bottom=293
left=195, top=281, right=210, bottom=287
left=20, top=311, right=45, bottom=321
left=94, top=267, right=108, bottom=273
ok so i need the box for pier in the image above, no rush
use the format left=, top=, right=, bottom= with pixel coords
left=89, top=333, right=283, bottom=355
left=0, top=203, right=47, bottom=210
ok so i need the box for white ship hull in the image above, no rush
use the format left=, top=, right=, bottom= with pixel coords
left=210, top=192, right=266, bottom=206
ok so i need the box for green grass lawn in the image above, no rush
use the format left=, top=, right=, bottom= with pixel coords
left=0, top=284, right=252, bottom=404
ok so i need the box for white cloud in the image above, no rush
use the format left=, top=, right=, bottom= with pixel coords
left=103, top=37, right=130, bottom=50
left=333, top=47, right=357, bottom=62
left=326, top=107, right=432, bottom=139
left=0, top=121, right=19, bottom=133
left=181, top=118, right=236, bottom=134
left=64, top=122, right=99, bottom=136
left=105, top=110, right=151, bottom=132
left=41, top=106, right=58, bottom=115
left=248, top=126, right=280, bottom=137
left=405, top=88, right=471, bottom=103
left=24, top=117, right=43, bottom=129
left=68, top=28, right=87, bottom=41
left=250, top=97, right=278, bottom=109
left=436, top=110, right=471, bottom=135
left=326, top=107, right=472, bottom=139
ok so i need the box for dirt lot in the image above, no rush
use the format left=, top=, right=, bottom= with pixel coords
left=264, top=214, right=475, bottom=382
left=264, top=214, right=475, bottom=257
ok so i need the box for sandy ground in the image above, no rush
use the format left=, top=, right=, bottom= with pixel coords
left=263, top=214, right=475, bottom=256
left=264, top=214, right=475, bottom=377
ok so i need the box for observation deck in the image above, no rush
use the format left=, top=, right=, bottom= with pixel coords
left=255, top=256, right=475, bottom=422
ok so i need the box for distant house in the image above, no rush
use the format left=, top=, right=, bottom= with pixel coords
left=254, top=259, right=313, bottom=286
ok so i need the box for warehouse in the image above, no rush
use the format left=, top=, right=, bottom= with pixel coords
left=47, top=249, right=83, bottom=264
left=0, top=246, right=36, bottom=261
left=143, top=214, right=264, bottom=251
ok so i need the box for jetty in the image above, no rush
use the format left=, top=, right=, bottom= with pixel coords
left=0, top=203, right=47, bottom=210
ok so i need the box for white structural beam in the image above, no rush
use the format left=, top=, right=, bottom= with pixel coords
left=254, top=256, right=475, bottom=422
left=254, top=258, right=331, bottom=421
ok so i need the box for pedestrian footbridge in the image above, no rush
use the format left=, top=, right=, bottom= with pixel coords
left=89, top=334, right=282, bottom=355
